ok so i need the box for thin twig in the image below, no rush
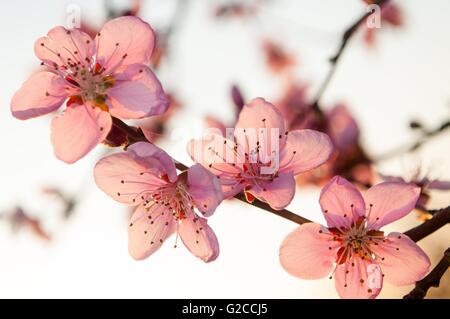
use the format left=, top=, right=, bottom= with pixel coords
left=404, top=206, right=450, bottom=242
left=311, top=0, right=388, bottom=107
left=375, top=119, right=450, bottom=162
left=403, top=247, right=450, bottom=299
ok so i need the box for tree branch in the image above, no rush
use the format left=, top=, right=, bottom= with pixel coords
left=312, top=0, right=389, bottom=107
left=375, top=119, right=450, bottom=162
left=404, top=206, right=450, bottom=242
left=403, top=247, right=450, bottom=299
left=111, top=117, right=311, bottom=225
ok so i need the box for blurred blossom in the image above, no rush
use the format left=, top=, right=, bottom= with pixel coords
left=139, top=93, right=182, bottom=143
left=262, top=40, right=296, bottom=74
left=41, top=186, right=77, bottom=219
left=104, top=0, right=142, bottom=19
left=275, top=83, right=373, bottom=187
left=1, top=207, right=51, bottom=241
left=379, top=167, right=450, bottom=214
left=275, top=83, right=312, bottom=130
left=231, top=85, right=245, bottom=112
left=363, top=1, right=404, bottom=47
left=150, top=33, right=168, bottom=69
left=204, top=85, right=245, bottom=135
left=213, top=1, right=259, bottom=19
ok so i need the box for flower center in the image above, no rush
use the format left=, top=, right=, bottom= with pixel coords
left=329, top=217, right=385, bottom=264
left=63, top=63, right=115, bottom=111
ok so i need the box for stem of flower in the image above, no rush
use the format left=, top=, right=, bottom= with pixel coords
left=111, top=117, right=147, bottom=144
left=403, top=247, right=450, bottom=299
left=374, top=119, right=450, bottom=162
left=311, top=0, right=389, bottom=107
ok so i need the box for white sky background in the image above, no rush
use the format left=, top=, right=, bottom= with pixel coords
left=0, top=0, right=449, bottom=298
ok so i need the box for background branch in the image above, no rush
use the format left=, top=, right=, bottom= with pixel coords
left=312, top=0, right=389, bottom=107
left=404, top=206, right=450, bottom=242
left=375, top=119, right=450, bottom=162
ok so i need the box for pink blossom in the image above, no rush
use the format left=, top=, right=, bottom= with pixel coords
left=188, top=98, right=333, bottom=210
left=11, top=16, right=169, bottom=163
left=325, top=104, right=359, bottom=151
left=94, top=142, right=222, bottom=262
left=363, top=2, right=403, bottom=47
left=262, top=40, right=296, bottom=74
left=279, top=176, right=430, bottom=298
left=275, top=83, right=312, bottom=130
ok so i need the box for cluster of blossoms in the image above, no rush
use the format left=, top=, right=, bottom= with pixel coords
left=11, top=16, right=430, bottom=299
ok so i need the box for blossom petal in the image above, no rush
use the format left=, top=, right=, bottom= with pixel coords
left=35, top=26, right=95, bottom=68
left=279, top=129, right=333, bottom=175
left=95, top=16, right=155, bottom=73
left=249, top=172, right=296, bottom=210
left=94, top=147, right=169, bottom=206
left=108, top=64, right=169, bottom=119
left=187, top=164, right=223, bottom=217
left=187, top=133, right=247, bottom=198
left=319, top=176, right=366, bottom=229
left=179, top=215, right=219, bottom=263
left=334, top=257, right=383, bottom=299
left=325, top=104, right=359, bottom=150
left=127, top=142, right=178, bottom=183
left=11, top=72, right=67, bottom=120
left=235, top=97, right=285, bottom=134
left=51, top=104, right=111, bottom=163
left=279, top=223, right=338, bottom=279
left=234, top=98, right=286, bottom=156
left=371, top=232, right=430, bottom=286
left=363, top=182, right=420, bottom=229
left=205, top=116, right=227, bottom=136
left=128, top=205, right=176, bottom=260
